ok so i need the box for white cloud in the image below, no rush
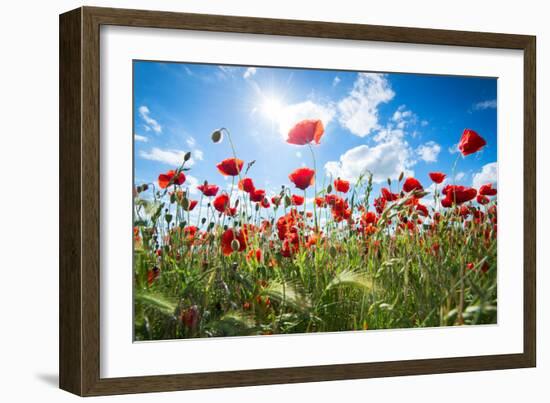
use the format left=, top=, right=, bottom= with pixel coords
left=392, top=106, right=411, bottom=121
left=416, top=141, right=441, bottom=163
left=472, top=162, right=498, bottom=189
left=192, top=149, right=203, bottom=161
left=337, top=73, right=395, bottom=137
left=372, top=126, right=405, bottom=143
left=138, top=106, right=162, bottom=133
left=332, top=76, right=341, bottom=87
left=473, top=99, right=497, bottom=111
left=134, top=134, right=148, bottom=142
left=421, top=120, right=429, bottom=127
left=324, top=137, right=414, bottom=184
left=391, top=106, right=417, bottom=130
left=455, top=171, right=466, bottom=181
left=243, top=67, right=257, bottom=79
left=139, top=147, right=197, bottom=167
left=185, top=175, right=200, bottom=195
left=296, top=151, right=302, bottom=158
left=216, top=65, right=240, bottom=80
left=277, top=100, right=336, bottom=139
left=183, top=136, right=204, bottom=162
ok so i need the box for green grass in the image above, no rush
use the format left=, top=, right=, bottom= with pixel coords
left=133, top=173, right=497, bottom=341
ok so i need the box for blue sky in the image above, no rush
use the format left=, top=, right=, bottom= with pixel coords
left=134, top=61, right=497, bottom=208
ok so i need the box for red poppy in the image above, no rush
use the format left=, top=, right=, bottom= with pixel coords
left=479, top=183, right=497, bottom=196
left=286, top=119, right=324, bottom=145
left=246, top=248, right=263, bottom=262
left=213, top=193, right=230, bottom=213
left=441, top=185, right=477, bottom=205
left=403, top=177, right=423, bottom=193
left=260, top=198, right=270, bottom=208
left=226, top=206, right=237, bottom=216
left=220, top=228, right=247, bottom=256
left=315, top=196, right=327, bottom=208
left=197, top=184, right=219, bottom=197
left=361, top=211, right=377, bottom=225
left=325, top=194, right=339, bottom=206
left=334, top=178, right=350, bottom=193
left=238, top=177, right=255, bottom=193
left=216, top=157, right=244, bottom=176
left=281, top=238, right=299, bottom=257
left=459, top=205, right=471, bottom=217
left=305, top=233, right=319, bottom=248
left=441, top=197, right=453, bottom=208
left=381, top=187, right=399, bottom=202
left=288, top=167, right=315, bottom=190
left=181, top=305, right=200, bottom=329
left=477, top=195, right=490, bottom=205
left=147, top=266, right=160, bottom=286
left=271, top=195, right=281, bottom=206
left=183, top=226, right=198, bottom=237
left=250, top=188, right=266, bottom=203
left=374, top=196, right=386, bottom=214
left=330, top=196, right=351, bottom=222
left=291, top=194, right=304, bottom=206
left=458, top=129, right=486, bottom=156
left=429, top=172, right=446, bottom=184
left=183, top=199, right=198, bottom=211
left=158, top=170, right=185, bottom=189
left=416, top=203, right=429, bottom=217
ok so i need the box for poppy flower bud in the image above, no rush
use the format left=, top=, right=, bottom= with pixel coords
left=165, top=214, right=172, bottom=224
left=326, top=184, right=333, bottom=194
left=231, top=239, right=240, bottom=251
left=184, top=151, right=191, bottom=162
left=211, top=129, right=223, bottom=143
left=255, top=203, right=260, bottom=211
left=398, top=171, right=404, bottom=182
left=201, top=217, right=206, bottom=225
left=387, top=178, right=392, bottom=187
left=142, top=184, right=149, bottom=192
left=284, top=195, right=291, bottom=208
left=181, top=197, right=189, bottom=210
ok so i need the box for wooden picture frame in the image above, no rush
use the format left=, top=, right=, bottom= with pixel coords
left=59, top=6, right=536, bottom=396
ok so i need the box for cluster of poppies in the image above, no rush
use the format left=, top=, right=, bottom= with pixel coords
left=151, top=118, right=495, bottom=260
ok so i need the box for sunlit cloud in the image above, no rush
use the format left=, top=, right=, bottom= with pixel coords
left=243, top=67, right=257, bottom=79
left=134, top=133, right=148, bottom=142
left=138, top=105, right=162, bottom=133
left=416, top=141, right=441, bottom=163
left=472, top=162, right=497, bottom=188
left=139, top=147, right=197, bottom=167
left=337, top=73, right=395, bottom=137
left=473, top=99, right=497, bottom=111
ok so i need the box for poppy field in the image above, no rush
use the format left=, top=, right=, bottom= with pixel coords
left=133, top=116, right=497, bottom=340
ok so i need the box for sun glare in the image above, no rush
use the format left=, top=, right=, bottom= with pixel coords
left=260, top=96, right=283, bottom=121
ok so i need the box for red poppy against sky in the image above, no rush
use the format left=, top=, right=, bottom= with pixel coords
left=286, top=119, right=324, bottom=146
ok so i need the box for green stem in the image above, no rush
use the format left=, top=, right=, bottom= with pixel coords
left=307, top=144, right=318, bottom=233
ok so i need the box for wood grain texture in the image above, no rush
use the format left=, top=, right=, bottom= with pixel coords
left=59, top=7, right=82, bottom=396
left=59, top=6, right=537, bottom=396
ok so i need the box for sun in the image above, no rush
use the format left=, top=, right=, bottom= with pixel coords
left=260, top=96, right=283, bottom=121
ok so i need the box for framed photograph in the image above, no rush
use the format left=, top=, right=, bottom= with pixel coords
left=59, top=6, right=536, bottom=396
